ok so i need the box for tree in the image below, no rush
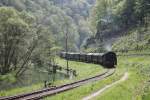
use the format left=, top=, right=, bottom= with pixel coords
left=0, top=7, right=35, bottom=76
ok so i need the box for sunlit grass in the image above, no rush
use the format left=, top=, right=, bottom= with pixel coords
left=93, top=56, right=150, bottom=100
left=45, top=68, right=124, bottom=100
left=45, top=56, right=150, bottom=100
left=44, top=57, right=125, bottom=100
left=53, top=57, right=105, bottom=85
left=1, top=56, right=150, bottom=100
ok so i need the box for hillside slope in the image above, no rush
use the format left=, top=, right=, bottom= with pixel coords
left=85, top=0, right=150, bottom=52
left=0, top=0, right=96, bottom=51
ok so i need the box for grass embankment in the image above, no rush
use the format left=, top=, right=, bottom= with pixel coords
left=94, top=56, right=150, bottom=100
left=117, top=50, right=150, bottom=56
left=0, top=57, right=104, bottom=97
left=54, top=57, right=106, bottom=85
left=45, top=56, right=150, bottom=100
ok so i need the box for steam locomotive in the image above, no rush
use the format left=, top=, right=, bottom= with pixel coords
left=60, top=52, right=117, bottom=68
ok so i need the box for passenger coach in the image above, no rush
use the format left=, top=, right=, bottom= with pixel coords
left=60, top=52, right=117, bottom=68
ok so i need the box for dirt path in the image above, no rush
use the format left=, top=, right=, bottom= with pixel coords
left=82, top=72, right=129, bottom=100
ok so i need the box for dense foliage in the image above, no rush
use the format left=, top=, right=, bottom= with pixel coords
left=0, top=7, right=35, bottom=76
left=88, top=0, right=150, bottom=51
left=0, top=0, right=95, bottom=51
left=1, top=0, right=150, bottom=99
left=92, top=0, right=150, bottom=32
left=0, top=0, right=96, bottom=78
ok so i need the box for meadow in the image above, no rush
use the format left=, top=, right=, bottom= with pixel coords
left=1, top=55, right=150, bottom=100
left=45, top=55, right=150, bottom=100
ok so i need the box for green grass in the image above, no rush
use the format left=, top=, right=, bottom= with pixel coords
left=0, top=57, right=105, bottom=97
left=44, top=56, right=150, bottom=100
left=94, top=56, right=150, bottom=100
left=44, top=58, right=125, bottom=100
left=53, top=57, right=105, bottom=85
left=1, top=56, right=150, bottom=100
left=44, top=68, right=124, bottom=100
left=117, top=50, right=150, bottom=56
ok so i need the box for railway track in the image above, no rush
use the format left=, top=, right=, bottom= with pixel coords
left=0, top=68, right=115, bottom=100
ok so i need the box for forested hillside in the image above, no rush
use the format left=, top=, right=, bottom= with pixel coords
left=0, top=0, right=95, bottom=50
left=87, top=0, right=150, bottom=52
left=0, top=0, right=150, bottom=100
left=0, top=0, right=95, bottom=76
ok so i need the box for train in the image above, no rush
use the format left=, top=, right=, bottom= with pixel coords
left=60, top=52, right=117, bottom=68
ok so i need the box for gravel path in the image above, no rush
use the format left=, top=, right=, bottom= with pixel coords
left=82, top=72, right=129, bottom=100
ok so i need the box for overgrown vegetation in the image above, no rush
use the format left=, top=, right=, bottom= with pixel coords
left=113, top=26, right=150, bottom=51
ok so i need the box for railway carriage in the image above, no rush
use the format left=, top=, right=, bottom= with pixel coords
left=79, top=53, right=86, bottom=62
left=68, top=53, right=74, bottom=60
left=91, top=53, right=99, bottom=64
left=86, top=53, right=92, bottom=63
left=97, top=53, right=103, bottom=64
left=60, top=51, right=117, bottom=68
left=74, top=53, right=80, bottom=61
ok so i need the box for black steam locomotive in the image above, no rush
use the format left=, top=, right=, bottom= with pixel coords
left=60, top=52, right=117, bottom=68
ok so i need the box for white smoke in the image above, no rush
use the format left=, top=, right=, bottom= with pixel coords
left=104, top=44, right=112, bottom=51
